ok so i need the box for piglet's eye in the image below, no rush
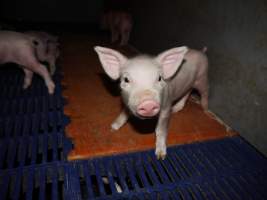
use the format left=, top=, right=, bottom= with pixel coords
left=124, top=77, right=130, bottom=83
left=158, top=76, right=162, bottom=82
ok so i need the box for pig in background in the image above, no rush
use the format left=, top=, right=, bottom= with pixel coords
left=95, top=46, right=209, bottom=159
left=100, top=10, right=133, bottom=46
left=0, top=30, right=57, bottom=94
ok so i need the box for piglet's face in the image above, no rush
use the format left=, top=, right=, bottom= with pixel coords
left=94, top=46, right=188, bottom=118
left=119, top=57, right=165, bottom=117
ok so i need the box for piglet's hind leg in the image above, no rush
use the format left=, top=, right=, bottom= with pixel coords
left=22, top=68, right=33, bottom=89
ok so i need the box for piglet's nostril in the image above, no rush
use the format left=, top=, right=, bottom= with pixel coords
left=153, top=106, right=158, bottom=111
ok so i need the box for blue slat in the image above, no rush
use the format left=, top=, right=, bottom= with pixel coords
left=11, top=169, right=22, bottom=200
left=141, top=153, right=161, bottom=186
left=173, top=148, right=197, bottom=177
left=34, top=97, right=39, bottom=113
left=69, top=163, right=86, bottom=200
left=0, top=139, right=7, bottom=169
left=7, top=138, right=17, bottom=169
left=4, top=117, right=12, bottom=138
left=196, top=144, right=220, bottom=172
left=93, top=160, right=107, bottom=196
left=102, top=158, right=119, bottom=194
left=82, top=162, right=95, bottom=199
left=26, top=168, right=34, bottom=200
left=147, top=152, right=171, bottom=184
left=0, top=173, right=10, bottom=199
left=113, top=157, right=129, bottom=193
left=51, top=165, right=58, bottom=200
left=31, top=113, right=39, bottom=135
left=187, top=185, right=205, bottom=200
left=185, top=145, right=213, bottom=174
left=40, top=113, right=47, bottom=132
left=133, top=154, right=151, bottom=189
left=199, top=181, right=219, bottom=200
left=39, top=167, right=46, bottom=200
left=205, top=142, right=233, bottom=169
left=52, top=133, right=58, bottom=161
left=14, top=116, right=22, bottom=137
left=31, top=135, right=38, bottom=165
left=177, top=187, right=194, bottom=200
left=124, top=157, right=140, bottom=191
left=22, top=115, right=30, bottom=136
left=217, top=178, right=240, bottom=200
left=168, top=149, right=189, bottom=179
left=160, top=157, right=180, bottom=182
left=239, top=174, right=266, bottom=200
left=226, top=176, right=251, bottom=200
left=219, top=141, right=247, bottom=168
left=18, top=137, right=27, bottom=167
left=40, top=134, right=47, bottom=163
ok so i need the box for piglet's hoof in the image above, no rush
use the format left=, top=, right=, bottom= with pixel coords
left=111, top=123, right=120, bottom=132
left=22, top=82, right=31, bottom=90
left=47, top=82, right=55, bottom=94
left=155, top=148, right=167, bottom=160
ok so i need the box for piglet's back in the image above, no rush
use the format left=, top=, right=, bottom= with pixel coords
left=0, top=31, right=32, bottom=46
left=168, top=48, right=208, bottom=101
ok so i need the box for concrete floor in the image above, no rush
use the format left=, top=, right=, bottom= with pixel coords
left=61, top=33, right=236, bottom=160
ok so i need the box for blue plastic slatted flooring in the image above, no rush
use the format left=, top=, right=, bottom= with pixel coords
left=0, top=65, right=267, bottom=200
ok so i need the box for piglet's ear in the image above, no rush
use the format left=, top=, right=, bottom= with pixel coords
left=155, top=46, right=188, bottom=79
left=94, top=46, right=127, bottom=80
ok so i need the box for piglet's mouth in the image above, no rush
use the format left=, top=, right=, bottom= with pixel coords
left=136, top=113, right=159, bottom=120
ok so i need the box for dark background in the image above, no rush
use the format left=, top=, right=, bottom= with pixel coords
left=1, top=0, right=266, bottom=155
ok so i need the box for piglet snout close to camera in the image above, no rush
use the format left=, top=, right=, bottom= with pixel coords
left=137, top=100, right=160, bottom=117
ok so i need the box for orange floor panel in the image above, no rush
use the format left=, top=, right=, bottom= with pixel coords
left=61, top=33, right=237, bottom=160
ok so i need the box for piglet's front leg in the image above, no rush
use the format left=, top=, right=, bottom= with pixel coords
left=155, top=107, right=171, bottom=160
left=111, top=109, right=129, bottom=131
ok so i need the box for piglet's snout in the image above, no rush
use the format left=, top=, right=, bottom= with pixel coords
left=137, top=100, right=160, bottom=117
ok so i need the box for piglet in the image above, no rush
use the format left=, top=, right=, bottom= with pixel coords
left=101, top=10, right=133, bottom=46
left=94, top=46, right=209, bottom=159
left=0, top=31, right=55, bottom=94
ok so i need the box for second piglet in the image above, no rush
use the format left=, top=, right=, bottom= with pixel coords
left=95, top=46, right=209, bottom=159
left=0, top=31, right=55, bottom=94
